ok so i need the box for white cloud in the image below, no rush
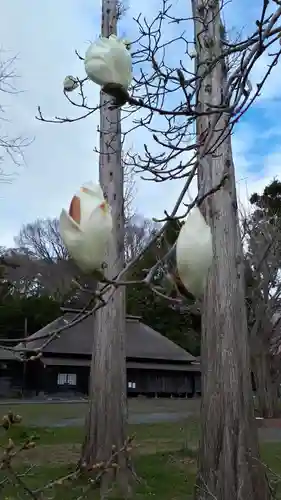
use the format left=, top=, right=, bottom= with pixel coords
left=235, top=151, right=281, bottom=214
left=248, top=52, right=281, bottom=103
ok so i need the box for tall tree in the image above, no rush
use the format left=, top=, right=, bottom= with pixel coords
left=80, top=1, right=131, bottom=495
left=15, top=218, right=68, bottom=262
left=250, top=179, right=281, bottom=220
left=34, top=1, right=281, bottom=497
left=0, top=295, right=61, bottom=339
left=127, top=218, right=201, bottom=355
left=193, top=1, right=269, bottom=498
left=245, top=180, right=281, bottom=417
left=14, top=218, right=74, bottom=298
left=124, top=215, right=159, bottom=262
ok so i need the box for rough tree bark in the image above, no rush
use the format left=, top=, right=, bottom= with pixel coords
left=250, top=315, right=280, bottom=418
left=80, top=0, right=132, bottom=496
left=192, top=1, right=270, bottom=499
left=247, top=246, right=281, bottom=418
left=252, top=350, right=280, bottom=418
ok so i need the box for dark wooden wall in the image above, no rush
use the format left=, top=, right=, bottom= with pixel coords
left=29, top=365, right=199, bottom=397
left=127, top=368, right=196, bottom=396
left=0, top=361, right=24, bottom=397
left=0, top=359, right=202, bottom=398
left=41, top=365, right=89, bottom=395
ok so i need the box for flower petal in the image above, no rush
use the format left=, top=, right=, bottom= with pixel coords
left=59, top=209, right=81, bottom=233
left=80, top=182, right=104, bottom=200
left=69, top=195, right=81, bottom=224
left=176, top=207, right=212, bottom=297
left=84, top=36, right=132, bottom=90
left=58, top=181, right=113, bottom=273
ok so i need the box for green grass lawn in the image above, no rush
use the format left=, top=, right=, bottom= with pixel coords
left=1, top=417, right=281, bottom=499
left=0, top=398, right=201, bottom=424
left=0, top=453, right=197, bottom=500
left=0, top=418, right=199, bottom=499
left=0, top=418, right=200, bottom=452
left=0, top=401, right=88, bottom=423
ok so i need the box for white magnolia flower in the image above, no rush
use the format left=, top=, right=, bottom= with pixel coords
left=176, top=207, right=213, bottom=298
left=84, top=34, right=132, bottom=90
left=63, top=75, right=79, bottom=92
left=59, top=182, right=113, bottom=273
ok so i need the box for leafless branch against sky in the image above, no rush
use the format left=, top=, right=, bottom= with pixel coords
left=9, top=0, right=279, bottom=353
left=0, top=51, right=31, bottom=173
left=37, top=0, right=281, bottom=183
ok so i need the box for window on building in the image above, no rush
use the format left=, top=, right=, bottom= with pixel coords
left=128, top=381, right=136, bottom=389
left=57, top=373, right=77, bottom=386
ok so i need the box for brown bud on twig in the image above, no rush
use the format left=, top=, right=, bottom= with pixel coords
left=23, top=441, right=36, bottom=449
left=7, top=411, right=14, bottom=421
left=55, top=478, right=65, bottom=485
left=92, top=461, right=104, bottom=470
left=2, top=415, right=10, bottom=430
left=6, top=438, right=15, bottom=451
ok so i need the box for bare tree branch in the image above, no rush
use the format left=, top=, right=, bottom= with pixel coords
left=15, top=0, right=280, bottom=361
left=0, top=51, right=31, bottom=174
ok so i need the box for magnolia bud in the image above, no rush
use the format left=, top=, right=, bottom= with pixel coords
left=176, top=206, right=212, bottom=298
left=59, top=182, right=113, bottom=273
left=84, top=35, right=132, bottom=91
left=63, top=75, right=79, bottom=92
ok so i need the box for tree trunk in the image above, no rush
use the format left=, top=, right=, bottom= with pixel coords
left=192, top=1, right=270, bottom=499
left=80, top=1, right=132, bottom=496
left=252, top=351, right=280, bottom=418
left=250, top=309, right=280, bottom=418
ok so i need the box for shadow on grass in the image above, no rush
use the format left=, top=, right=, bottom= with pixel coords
left=1, top=444, right=281, bottom=499
left=0, top=451, right=196, bottom=500
left=2, top=418, right=281, bottom=499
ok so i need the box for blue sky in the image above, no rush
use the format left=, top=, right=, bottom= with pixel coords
left=0, top=0, right=281, bottom=247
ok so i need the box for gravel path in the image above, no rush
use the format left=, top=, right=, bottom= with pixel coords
left=33, top=411, right=194, bottom=428
left=2, top=399, right=281, bottom=442
left=24, top=412, right=281, bottom=442
left=258, top=427, right=281, bottom=442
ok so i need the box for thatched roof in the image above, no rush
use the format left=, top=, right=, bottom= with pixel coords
left=15, top=313, right=196, bottom=363
left=40, top=357, right=201, bottom=371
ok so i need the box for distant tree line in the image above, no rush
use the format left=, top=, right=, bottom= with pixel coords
left=0, top=179, right=280, bottom=370
left=0, top=213, right=201, bottom=355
